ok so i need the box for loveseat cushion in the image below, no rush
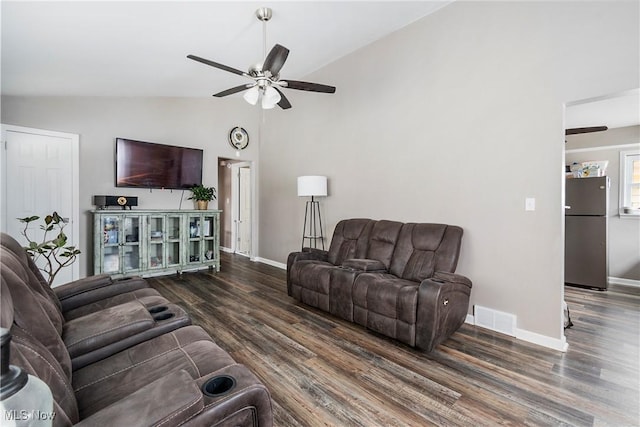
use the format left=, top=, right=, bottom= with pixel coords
left=352, top=273, right=420, bottom=346
left=75, top=369, right=204, bottom=427
left=390, top=223, right=462, bottom=281
left=366, top=220, right=403, bottom=269
left=326, top=219, right=374, bottom=265
left=72, top=325, right=236, bottom=419
left=10, top=323, right=81, bottom=426
left=3, top=277, right=80, bottom=425
left=1, top=254, right=73, bottom=379
left=1, top=232, right=170, bottom=323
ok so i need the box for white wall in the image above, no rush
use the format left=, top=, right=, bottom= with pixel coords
left=1, top=1, right=638, bottom=349
left=566, top=125, right=640, bottom=282
left=1, top=96, right=259, bottom=277
left=257, top=1, right=639, bottom=345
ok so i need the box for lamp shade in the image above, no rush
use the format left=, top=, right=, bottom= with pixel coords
left=297, top=176, right=327, bottom=197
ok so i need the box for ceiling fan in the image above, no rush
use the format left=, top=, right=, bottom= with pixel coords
left=187, top=7, right=336, bottom=110
left=565, top=126, right=608, bottom=136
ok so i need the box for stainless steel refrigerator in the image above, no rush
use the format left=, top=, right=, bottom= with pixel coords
left=565, top=176, right=609, bottom=290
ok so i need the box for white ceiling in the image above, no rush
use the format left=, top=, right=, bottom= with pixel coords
left=565, top=89, right=640, bottom=130
left=1, top=1, right=451, bottom=98
left=3, top=1, right=638, bottom=128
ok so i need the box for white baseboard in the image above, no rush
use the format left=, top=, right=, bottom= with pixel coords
left=220, top=246, right=234, bottom=253
left=467, top=306, right=568, bottom=352
left=515, top=328, right=568, bottom=352
left=253, top=257, right=287, bottom=270
left=609, top=276, right=640, bottom=287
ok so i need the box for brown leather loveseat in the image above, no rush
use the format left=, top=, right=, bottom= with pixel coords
left=0, top=232, right=273, bottom=427
left=287, top=219, right=472, bottom=352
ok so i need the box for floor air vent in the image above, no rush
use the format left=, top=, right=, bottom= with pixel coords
left=474, top=305, right=517, bottom=336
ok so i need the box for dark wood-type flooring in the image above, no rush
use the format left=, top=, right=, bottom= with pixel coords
left=147, top=253, right=639, bottom=426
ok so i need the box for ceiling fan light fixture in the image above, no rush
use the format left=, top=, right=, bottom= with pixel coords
left=262, top=97, right=277, bottom=109
left=187, top=6, right=335, bottom=110
left=263, top=85, right=281, bottom=103
left=243, top=86, right=260, bottom=105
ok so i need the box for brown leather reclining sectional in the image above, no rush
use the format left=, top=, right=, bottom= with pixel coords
left=0, top=232, right=273, bottom=427
left=287, top=219, right=472, bottom=352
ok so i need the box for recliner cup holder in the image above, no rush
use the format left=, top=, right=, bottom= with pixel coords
left=202, top=375, right=236, bottom=397
left=148, top=306, right=169, bottom=314
left=152, top=312, right=175, bottom=321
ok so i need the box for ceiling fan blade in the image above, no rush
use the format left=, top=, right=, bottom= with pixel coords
left=283, top=80, right=336, bottom=93
left=213, top=85, right=252, bottom=98
left=187, top=54, right=246, bottom=76
left=263, top=44, right=289, bottom=77
left=274, top=87, right=292, bottom=109
left=565, top=126, right=608, bottom=135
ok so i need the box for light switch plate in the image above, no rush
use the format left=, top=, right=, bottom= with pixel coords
left=525, top=197, right=536, bottom=211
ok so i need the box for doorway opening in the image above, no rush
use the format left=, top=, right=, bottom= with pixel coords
left=562, top=88, right=640, bottom=346
left=218, top=158, right=253, bottom=257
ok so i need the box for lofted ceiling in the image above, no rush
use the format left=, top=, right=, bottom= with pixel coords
left=2, top=1, right=637, bottom=128
left=1, top=1, right=451, bottom=98
left=565, top=89, right=640, bottom=130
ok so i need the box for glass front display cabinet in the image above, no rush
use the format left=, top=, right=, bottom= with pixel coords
left=93, top=210, right=220, bottom=278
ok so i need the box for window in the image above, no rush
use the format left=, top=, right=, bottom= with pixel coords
left=620, top=149, right=640, bottom=215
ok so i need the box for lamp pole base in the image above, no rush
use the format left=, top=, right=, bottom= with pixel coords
left=301, top=196, right=324, bottom=250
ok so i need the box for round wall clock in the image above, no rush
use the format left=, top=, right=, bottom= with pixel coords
left=228, top=127, right=249, bottom=150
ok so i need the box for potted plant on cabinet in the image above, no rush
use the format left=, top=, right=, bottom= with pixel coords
left=189, top=185, right=217, bottom=210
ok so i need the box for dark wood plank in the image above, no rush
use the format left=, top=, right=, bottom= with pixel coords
left=147, top=254, right=640, bottom=426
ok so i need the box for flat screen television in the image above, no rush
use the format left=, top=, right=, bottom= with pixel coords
left=116, top=138, right=203, bottom=189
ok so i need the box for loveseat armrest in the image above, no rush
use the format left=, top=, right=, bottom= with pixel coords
left=341, top=258, right=387, bottom=272
left=63, top=300, right=155, bottom=359
left=67, top=302, right=192, bottom=370
left=415, top=272, right=472, bottom=352
left=432, top=271, right=472, bottom=288
left=75, top=369, right=205, bottom=427
left=286, top=248, right=328, bottom=267
left=286, top=248, right=329, bottom=294
left=183, top=364, right=273, bottom=427
left=54, top=275, right=148, bottom=313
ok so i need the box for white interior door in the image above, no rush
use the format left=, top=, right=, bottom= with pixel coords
left=238, top=166, right=251, bottom=254
left=231, top=162, right=252, bottom=256
left=1, top=125, right=80, bottom=286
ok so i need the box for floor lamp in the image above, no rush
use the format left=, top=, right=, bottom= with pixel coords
left=297, top=176, right=327, bottom=250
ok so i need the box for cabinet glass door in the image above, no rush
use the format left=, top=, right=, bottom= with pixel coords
left=203, top=215, right=216, bottom=261
left=148, top=216, right=164, bottom=269
left=187, top=215, right=201, bottom=263
left=166, top=215, right=182, bottom=266
left=101, top=216, right=121, bottom=273
left=123, top=216, right=141, bottom=271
